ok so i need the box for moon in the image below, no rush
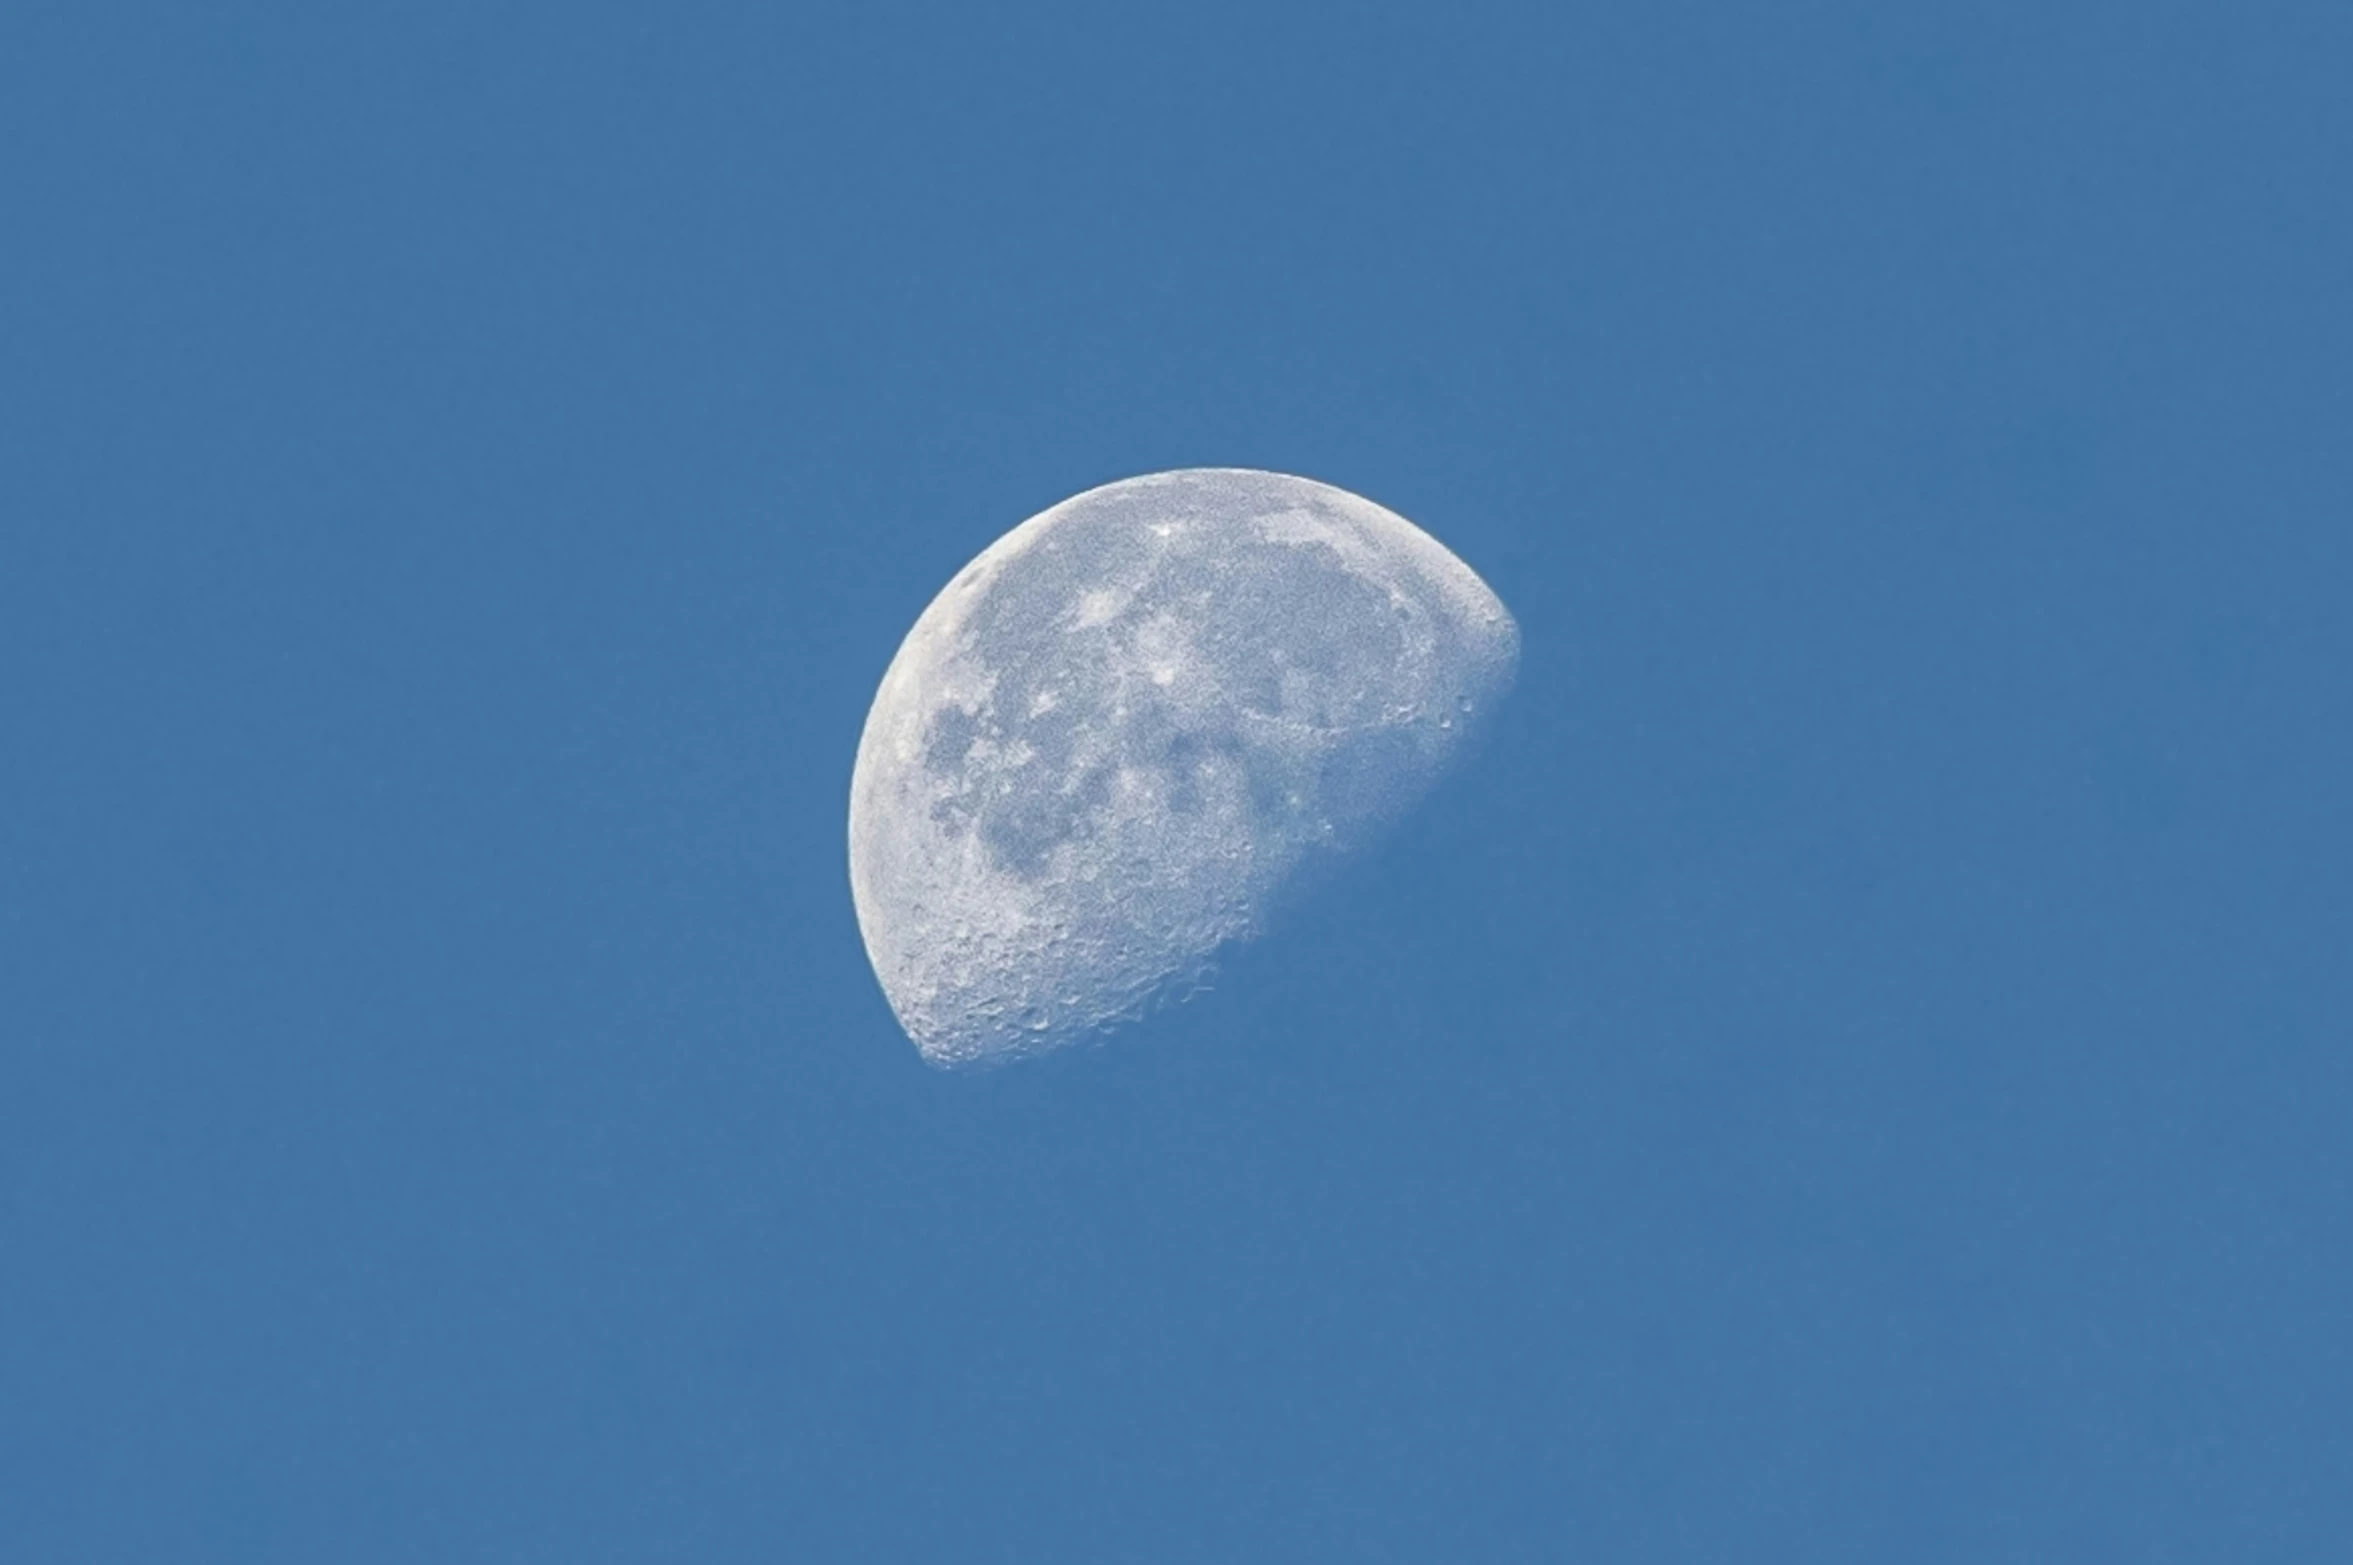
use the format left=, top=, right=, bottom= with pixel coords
left=848, top=468, right=1518, bottom=1068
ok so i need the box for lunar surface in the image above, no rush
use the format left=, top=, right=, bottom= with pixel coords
left=848, top=468, right=1518, bottom=1068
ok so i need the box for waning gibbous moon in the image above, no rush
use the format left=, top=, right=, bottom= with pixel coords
left=848, top=468, right=1519, bottom=1069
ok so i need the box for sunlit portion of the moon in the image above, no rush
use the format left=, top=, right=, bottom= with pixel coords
left=848, top=468, right=1518, bottom=1068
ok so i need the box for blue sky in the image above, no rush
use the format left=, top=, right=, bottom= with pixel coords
left=4, top=4, right=2348, bottom=1559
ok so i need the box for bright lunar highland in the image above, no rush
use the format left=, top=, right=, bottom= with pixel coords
left=849, top=469, right=1518, bottom=1068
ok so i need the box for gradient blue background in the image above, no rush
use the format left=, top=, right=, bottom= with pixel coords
left=5, top=4, right=2348, bottom=1559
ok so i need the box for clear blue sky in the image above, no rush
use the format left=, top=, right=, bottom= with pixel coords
left=4, top=4, right=2348, bottom=1559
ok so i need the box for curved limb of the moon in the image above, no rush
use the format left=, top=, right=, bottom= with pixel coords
left=848, top=468, right=1518, bottom=1068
